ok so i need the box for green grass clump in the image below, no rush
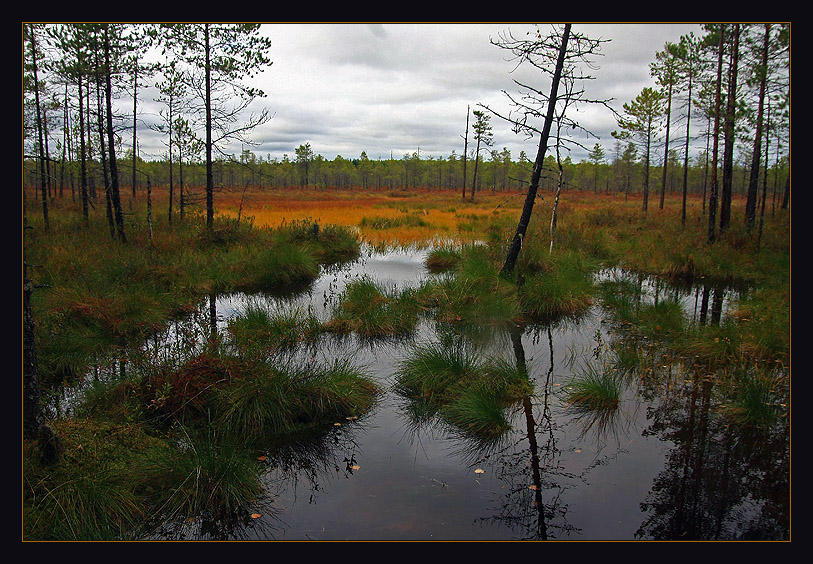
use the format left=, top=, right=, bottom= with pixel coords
left=274, top=219, right=360, bottom=264
left=417, top=245, right=521, bottom=326
left=141, top=429, right=265, bottom=524
left=518, top=250, right=596, bottom=321
left=359, top=214, right=430, bottom=230
left=23, top=419, right=163, bottom=540
left=718, top=368, right=788, bottom=430
left=227, top=301, right=323, bottom=354
left=237, top=243, right=320, bottom=293
left=393, top=340, right=531, bottom=440
left=564, top=364, right=624, bottom=411
left=214, top=359, right=380, bottom=439
left=324, top=276, right=421, bottom=337
left=425, top=246, right=461, bottom=273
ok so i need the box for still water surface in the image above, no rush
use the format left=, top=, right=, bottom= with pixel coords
left=159, top=245, right=788, bottom=541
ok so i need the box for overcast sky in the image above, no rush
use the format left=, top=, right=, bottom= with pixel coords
left=137, top=23, right=704, bottom=164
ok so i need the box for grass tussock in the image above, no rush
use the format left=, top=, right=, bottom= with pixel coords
left=564, top=364, right=624, bottom=411
left=214, top=359, right=380, bottom=439
left=393, top=339, right=531, bottom=440
left=324, top=276, right=421, bottom=338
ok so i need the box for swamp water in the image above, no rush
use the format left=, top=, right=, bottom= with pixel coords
left=62, top=245, right=791, bottom=541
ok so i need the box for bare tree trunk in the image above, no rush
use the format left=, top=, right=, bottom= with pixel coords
left=660, top=81, right=672, bottom=210
left=501, top=24, right=571, bottom=277
left=205, top=24, right=214, bottom=230
left=681, top=70, right=693, bottom=227
left=462, top=105, right=469, bottom=199
left=23, top=248, right=43, bottom=439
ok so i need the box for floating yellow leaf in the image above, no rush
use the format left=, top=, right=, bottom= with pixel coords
left=334, top=422, right=342, bottom=426
left=251, top=513, right=262, bottom=519
left=474, top=468, right=485, bottom=474
left=350, top=464, right=360, bottom=470
left=346, top=416, right=358, bottom=420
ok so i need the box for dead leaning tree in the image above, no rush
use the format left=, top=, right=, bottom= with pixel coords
left=480, top=24, right=612, bottom=277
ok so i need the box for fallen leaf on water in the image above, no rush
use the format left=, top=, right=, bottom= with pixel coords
left=257, top=455, right=267, bottom=461
left=350, top=464, right=360, bottom=470
left=474, top=468, right=485, bottom=474
left=334, top=422, right=342, bottom=426
left=574, top=449, right=582, bottom=453
left=346, top=416, right=358, bottom=420
left=251, top=514, right=262, bottom=519
left=529, top=485, right=538, bottom=490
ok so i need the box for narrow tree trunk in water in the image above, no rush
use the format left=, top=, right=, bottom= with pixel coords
left=501, top=23, right=571, bottom=277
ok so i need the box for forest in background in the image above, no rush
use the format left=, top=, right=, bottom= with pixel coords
left=23, top=23, right=790, bottom=231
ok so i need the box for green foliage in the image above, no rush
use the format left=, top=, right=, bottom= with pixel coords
left=359, top=214, right=430, bottom=230
left=393, top=339, right=531, bottom=441
left=564, top=363, right=624, bottom=411
left=23, top=419, right=162, bottom=540
left=425, top=246, right=462, bottom=273
left=274, top=218, right=360, bottom=264
left=227, top=301, right=322, bottom=354
left=518, top=250, right=597, bottom=321
left=324, top=276, right=421, bottom=337
left=214, top=359, right=379, bottom=439
left=417, top=244, right=521, bottom=326
left=718, top=368, right=788, bottom=430
left=141, top=429, right=265, bottom=523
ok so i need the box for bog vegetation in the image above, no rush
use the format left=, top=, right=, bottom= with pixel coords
left=22, top=22, right=789, bottom=540
left=22, top=184, right=790, bottom=539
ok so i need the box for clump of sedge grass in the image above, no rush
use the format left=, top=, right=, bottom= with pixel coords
left=393, top=340, right=531, bottom=440
left=417, top=245, right=521, bottom=326
left=274, top=218, right=360, bottom=264
left=518, top=250, right=596, bottom=321
left=564, top=363, right=624, bottom=411
left=23, top=419, right=161, bottom=540
left=237, top=243, right=320, bottom=293
left=227, top=300, right=323, bottom=354
left=214, top=359, right=380, bottom=439
left=142, top=428, right=265, bottom=524
left=718, top=368, right=788, bottom=430
left=425, top=245, right=461, bottom=273
left=324, top=276, right=420, bottom=338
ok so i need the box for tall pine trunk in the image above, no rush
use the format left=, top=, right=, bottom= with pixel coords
left=746, top=24, right=770, bottom=233
left=720, top=24, right=740, bottom=234
left=660, top=81, right=672, bottom=210
left=104, top=26, right=126, bottom=243
left=29, top=25, right=49, bottom=232
left=707, top=26, right=725, bottom=244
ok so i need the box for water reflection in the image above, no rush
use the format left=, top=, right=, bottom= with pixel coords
left=56, top=245, right=788, bottom=540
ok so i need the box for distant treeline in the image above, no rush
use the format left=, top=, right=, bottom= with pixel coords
left=23, top=146, right=790, bottom=205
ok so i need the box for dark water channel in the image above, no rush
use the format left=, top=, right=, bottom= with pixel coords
left=69, top=245, right=790, bottom=541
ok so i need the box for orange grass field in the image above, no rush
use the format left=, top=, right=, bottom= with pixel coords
left=209, top=186, right=720, bottom=248
left=215, top=187, right=532, bottom=246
